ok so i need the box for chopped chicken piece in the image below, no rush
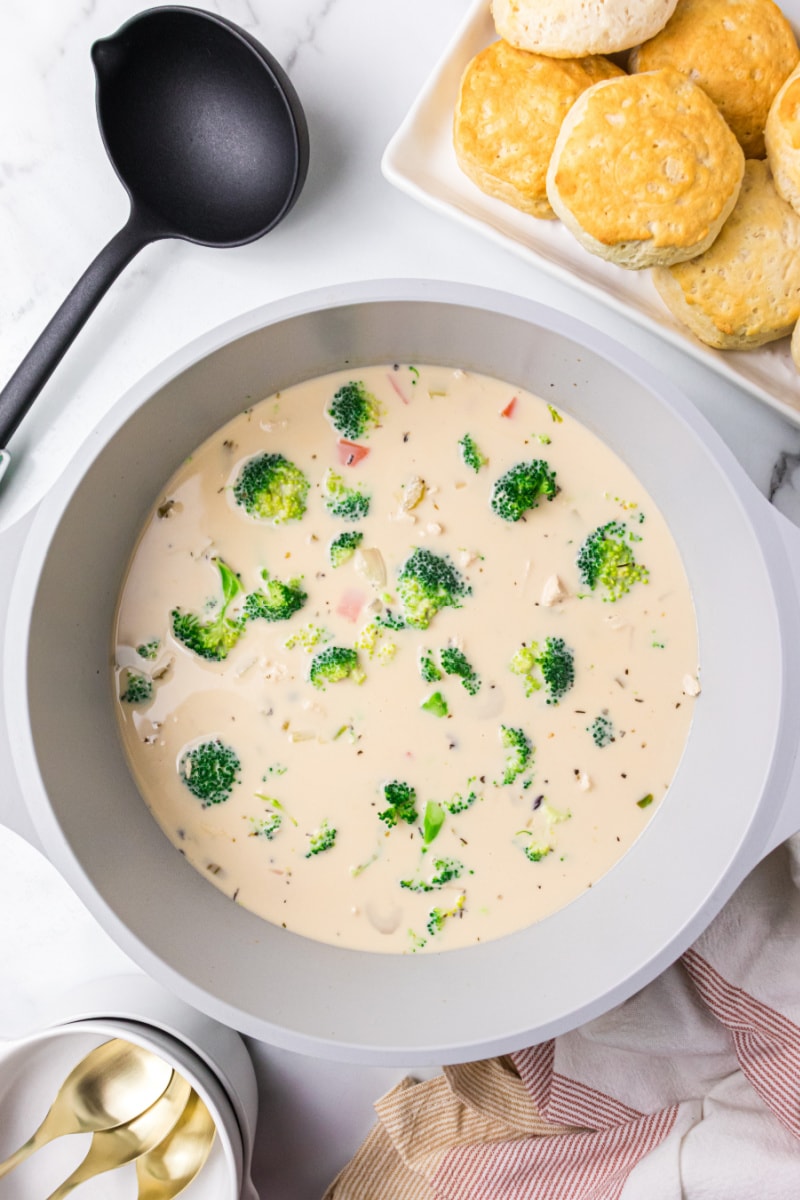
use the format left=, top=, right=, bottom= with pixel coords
left=541, top=574, right=568, bottom=607
left=354, top=547, right=387, bottom=587
left=682, top=674, right=701, bottom=697
left=400, top=475, right=426, bottom=512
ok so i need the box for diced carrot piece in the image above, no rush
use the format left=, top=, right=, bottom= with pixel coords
left=337, top=439, right=370, bottom=467
left=387, top=373, right=411, bottom=404
left=500, top=396, right=517, bottom=418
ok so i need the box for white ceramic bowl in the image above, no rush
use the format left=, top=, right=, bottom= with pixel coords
left=5, top=280, right=800, bottom=1065
left=0, top=1004, right=255, bottom=1200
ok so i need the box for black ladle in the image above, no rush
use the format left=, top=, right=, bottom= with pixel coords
left=0, top=5, right=309, bottom=468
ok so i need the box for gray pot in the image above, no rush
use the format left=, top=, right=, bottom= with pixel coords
left=5, top=280, right=800, bottom=1064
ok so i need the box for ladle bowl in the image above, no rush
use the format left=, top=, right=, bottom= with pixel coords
left=0, top=5, right=308, bottom=460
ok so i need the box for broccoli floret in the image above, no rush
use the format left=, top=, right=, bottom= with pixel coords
left=248, top=813, right=282, bottom=839
left=378, top=780, right=419, bottom=827
left=233, top=452, right=309, bottom=524
left=397, top=547, right=471, bottom=629
left=323, top=469, right=370, bottom=521
left=172, top=559, right=246, bottom=661
left=498, top=724, right=533, bottom=786
left=401, top=857, right=465, bottom=892
left=326, top=381, right=383, bottom=440
left=588, top=714, right=615, bottom=747
left=179, top=739, right=240, bottom=807
left=443, top=790, right=477, bottom=814
left=491, top=460, right=557, bottom=522
left=516, top=832, right=553, bottom=862
left=458, top=433, right=488, bottom=473
left=284, top=623, right=331, bottom=652
left=419, top=649, right=442, bottom=683
left=244, top=571, right=307, bottom=623
left=136, top=639, right=160, bottom=661
left=120, top=670, right=152, bottom=704
left=426, top=892, right=466, bottom=936
left=305, top=819, right=337, bottom=857
left=309, top=646, right=364, bottom=689
left=375, top=609, right=406, bottom=631
left=440, top=646, right=481, bottom=695
left=510, top=636, right=574, bottom=704
left=577, top=521, right=649, bottom=601
left=420, top=691, right=449, bottom=718
left=329, top=530, right=364, bottom=567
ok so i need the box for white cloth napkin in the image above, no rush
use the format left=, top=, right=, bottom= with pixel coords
left=325, top=835, right=800, bottom=1198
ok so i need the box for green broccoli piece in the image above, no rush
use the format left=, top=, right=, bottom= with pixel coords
left=490, top=460, right=557, bottom=522
left=420, top=691, right=449, bottom=718
left=443, top=790, right=477, bottom=814
left=577, top=521, right=649, bottom=601
left=375, top=609, right=406, bottom=631
left=179, top=739, right=240, bottom=807
left=120, top=670, right=152, bottom=705
left=326, top=381, right=383, bottom=440
left=309, top=646, right=364, bottom=689
left=306, top=819, right=337, bottom=857
left=498, top=724, right=533, bottom=786
left=588, top=714, right=615, bottom=747
left=329, top=530, right=364, bottom=567
left=458, top=433, right=488, bottom=473
left=397, top=547, right=471, bottom=629
left=516, top=832, right=553, bottom=862
left=244, top=570, right=307, bottom=623
left=171, top=559, right=246, bottom=661
left=378, top=780, right=419, bottom=827
left=136, top=639, right=160, bottom=661
left=248, top=813, right=282, bottom=839
left=509, top=636, right=574, bottom=704
left=323, top=469, right=370, bottom=521
left=401, top=857, right=465, bottom=892
left=440, top=646, right=481, bottom=695
left=233, top=452, right=309, bottom=524
left=426, top=892, right=466, bottom=936
left=419, top=649, right=442, bottom=683
left=284, top=623, right=331, bottom=652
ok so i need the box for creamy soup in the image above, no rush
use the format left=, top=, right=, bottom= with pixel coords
left=113, top=364, right=699, bottom=954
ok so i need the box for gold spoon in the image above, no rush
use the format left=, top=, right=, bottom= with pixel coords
left=135, top=1090, right=216, bottom=1200
left=43, top=1071, right=192, bottom=1200
left=0, top=1037, right=173, bottom=1180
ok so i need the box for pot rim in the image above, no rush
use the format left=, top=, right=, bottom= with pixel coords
left=5, top=279, right=800, bottom=1064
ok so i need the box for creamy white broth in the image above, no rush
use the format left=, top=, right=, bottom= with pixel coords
left=113, top=364, right=699, bottom=954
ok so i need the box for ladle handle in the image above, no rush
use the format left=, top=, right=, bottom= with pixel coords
left=0, top=214, right=155, bottom=446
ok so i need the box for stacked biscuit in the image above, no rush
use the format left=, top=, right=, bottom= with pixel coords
left=454, top=0, right=800, bottom=355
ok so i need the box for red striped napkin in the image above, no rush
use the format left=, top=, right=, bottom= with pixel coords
left=325, top=836, right=800, bottom=1199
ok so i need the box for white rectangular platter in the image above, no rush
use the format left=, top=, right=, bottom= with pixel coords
left=382, top=0, right=800, bottom=428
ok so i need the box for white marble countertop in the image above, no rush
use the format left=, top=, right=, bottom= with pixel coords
left=2, top=1, right=800, bottom=1196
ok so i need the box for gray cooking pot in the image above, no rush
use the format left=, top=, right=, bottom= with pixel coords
left=5, top=280, right=800, bottom=1065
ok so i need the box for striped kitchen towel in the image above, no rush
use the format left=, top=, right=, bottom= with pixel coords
left=324, top=835, right=800, bottom=1199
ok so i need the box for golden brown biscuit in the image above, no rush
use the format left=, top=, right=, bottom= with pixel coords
left=652, top=159, right=800, bottom=349
left=630, top=0, right=799, bottom=159
left=453, top=40, right=623, bottom=219
left=766, top=63, right=800, bottom=215
left=492, top=0, right=679, bottom=58
left=546, top=68, right=744, bottom=268
left=792, top=318, right=800, bottom=371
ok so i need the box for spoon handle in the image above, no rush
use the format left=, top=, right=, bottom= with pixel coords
left=0, top=213, right=155, bottom=446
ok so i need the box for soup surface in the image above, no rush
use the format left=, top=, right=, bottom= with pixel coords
left=114, top=364, right=699, bottom=953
